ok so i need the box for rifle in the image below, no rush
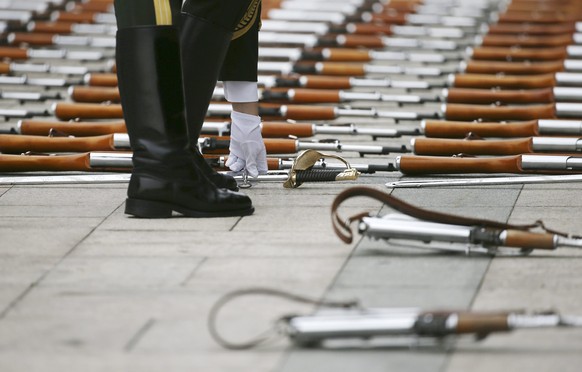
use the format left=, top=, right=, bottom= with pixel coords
left=207, top=288, right=582, bottom=349
left=260, top=19, right=466, bottom=39
left=395, top=154, right=582, bottom=175
left=76, top=85, right=531, bottom=106
left=26, top=21, right=117, bottom=35
left=0, top=46, right=106, bottom=61
left=200, top=136, right=409, bottom=156
left=260, top=60, right=451, bottom=77
left=0, top=90, right=61, bottom=102
left=0, top=133, right=129, bottom=153
left=422, top=119, right=582, bottom=138
left=469, top=45, right=582, bottom=61
left=53, top=101, right=582, bottom=122
left=0, top=74, right=82, bottom=88
left=10, top=119, right=420, bottom=139
left=258, top=31, right=462, bottom=51
left=0, top=133, right=409, bottom=156
left=478, top=32, right=582, bottom=48
left=484, top=22, right=580, bottom=35
left=20, top=19, right=467, bottom=41
left=412, top=136, right=582, bottom=156
left=450, top=72, right=582, bottom=89
left=259, top=46, right=452, bottom=63
left=0, top=152, right=131, bottom=172
left=254, top=87, right=582, bottom=105
left=331, top=185, right=582, bottom=252
left=284, top=307, right=582, bottom=348
left=83, top=72, right=446, bottom=90
left=49, top=101, right=432, bottom=121
left=0, top=61, right=110, bottom=75
left=49, top=10, right=116, bottom=24
left=265, top=8, right=480, bottom=28
left=207, top=155, right=398, bottom=174
left=6, top=32, right=116, bottom=48
left=0, top=151, right=396, bottom=174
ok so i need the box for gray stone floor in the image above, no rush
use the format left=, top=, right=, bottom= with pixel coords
left=2, top=152, right=582, bottom=372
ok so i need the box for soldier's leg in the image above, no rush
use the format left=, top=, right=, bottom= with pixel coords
left=112, top=0, right=254, bottom=217
left=180, top=0, right=261, bottom=182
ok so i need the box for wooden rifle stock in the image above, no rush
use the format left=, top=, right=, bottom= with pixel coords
left=397, top=155, right=525, bottom=174
left=412, top=137, right=536, bottom=156
left=333, top=35, right=387, bottom=49
left=7, top=33, right=57, bottom=46
left=293, top=76, right=354, bottom=90
left=18, top=120, right=127, bottom=136
left=51, top=11, right=102, bottom=23
left=27, top=22, right=79, bottom=34
left=262, top=88, right=343, bottom=104
left=72, top=1, right=114, bottom=12
left=497, top=11, right=581, bottom=24
left=0, top=153, right=92, bottom=172
left=0, top=46, right=29, bottom=60
left=486, top=23, right=576, bottom=35
left=52, top=102, right=123, bottom=120
left=470, top=46, right=568, bottom=61
left=337, top=23, right=396, bottom=36
left=444, top=103, right=556, bottom=121
left=274, top=104, right=338, bottom=120
left=0, top=62, right=12, bottom=74
left=367, top=12, right=409, bottom=24
left=453, top=73, right=557, bottom=89
left=423, top=120, right=541, bottom=138
left=261, top=122, right=314, bottom=137
left=452, top=312, right=511, bottom=334
left=69, top=86, right=120, bottom=103
left=0, top=134, right=119, bottom=153
left=85, top=73, right=118, bottom=87
left=505, top=229, right=558, bottom=249
left=264, top=138, right=297, bottom=154
left=446, top=88, right=555, bottom=105
left=297, top=62, right=368, bottom=76
left=481, top=33, right=575, bottom=48
left=317, top=48, right=376, bottom=62
left=464, top=60, right=566, bottom=75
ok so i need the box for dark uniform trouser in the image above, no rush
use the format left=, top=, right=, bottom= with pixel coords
left=113, top=0, right=260, bottom=82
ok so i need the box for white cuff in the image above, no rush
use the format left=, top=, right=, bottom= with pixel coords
left=222, top=81, right=259, bottom=102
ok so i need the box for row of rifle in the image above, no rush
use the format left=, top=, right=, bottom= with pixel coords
left=3, top=0, right=582, bottom=177
left=2, top=0, right=582, bottom=351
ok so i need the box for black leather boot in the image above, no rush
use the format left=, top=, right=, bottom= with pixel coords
left=179, top=13, right=239, bottom=191
left=116, top=25, right=253, bottom=218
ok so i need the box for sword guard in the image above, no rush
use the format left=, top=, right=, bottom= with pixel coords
left=283, top=149, right=360, bottom=188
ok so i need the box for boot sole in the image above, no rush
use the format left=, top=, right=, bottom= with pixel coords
left=125, top=198, right=254, bottom=218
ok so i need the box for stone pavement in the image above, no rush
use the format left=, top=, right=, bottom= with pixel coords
left=2, top=137, right=582, bottom=372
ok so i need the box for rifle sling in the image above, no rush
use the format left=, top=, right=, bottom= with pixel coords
left=331, top=186, right=567, bottom=244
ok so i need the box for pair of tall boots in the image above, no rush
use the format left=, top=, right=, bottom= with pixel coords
left=116, top=15, right=253, bottom=218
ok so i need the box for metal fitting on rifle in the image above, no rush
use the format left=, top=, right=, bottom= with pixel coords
left=283, top=149, right=359, bottom=188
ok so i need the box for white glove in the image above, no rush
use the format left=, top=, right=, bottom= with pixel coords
left=225, top=111, right=268, bottom=178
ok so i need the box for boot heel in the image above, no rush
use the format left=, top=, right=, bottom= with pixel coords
left=125, top=198, right=173, bottom=218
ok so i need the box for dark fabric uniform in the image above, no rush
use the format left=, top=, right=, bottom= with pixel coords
left=113, top=0, right=260, bottom=82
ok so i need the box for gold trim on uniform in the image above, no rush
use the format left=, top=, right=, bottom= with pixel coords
left=153, top=0, right=173, bottom=25
left=232, top=0, right=261, bottom=40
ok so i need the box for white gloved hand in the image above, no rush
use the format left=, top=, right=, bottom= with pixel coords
left=225, top=111, right=268, bottom=178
